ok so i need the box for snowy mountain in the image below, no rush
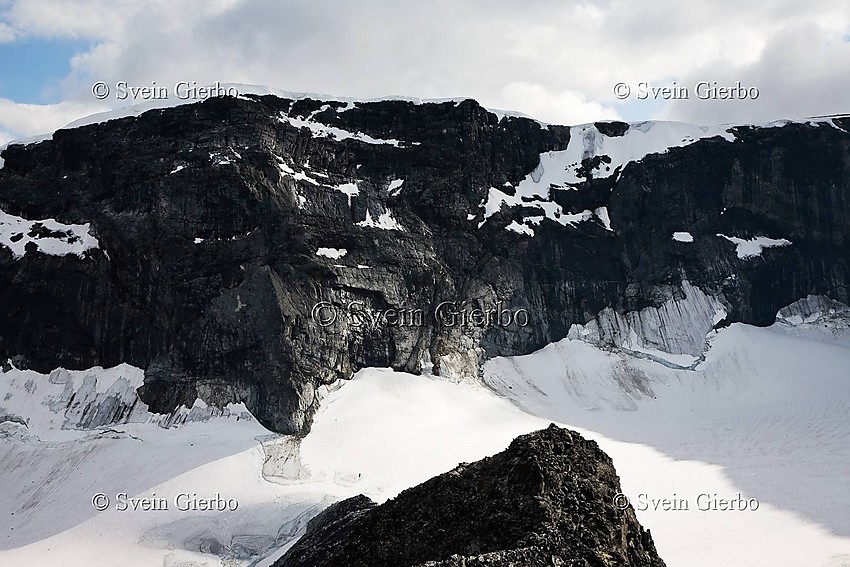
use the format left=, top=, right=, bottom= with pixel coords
left=1, top=91, right=849, bottom=565
left=1, top=92, right=847, bottom=434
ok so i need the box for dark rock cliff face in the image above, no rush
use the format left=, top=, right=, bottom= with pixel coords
left=275, top=424, right=666, bottom=567
left=611, top=122, right=850, bottom=325
left=0, top=94, right=848, bottom=433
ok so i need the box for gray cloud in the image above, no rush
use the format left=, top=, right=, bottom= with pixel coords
left=662, top=22, right=850, bottom=123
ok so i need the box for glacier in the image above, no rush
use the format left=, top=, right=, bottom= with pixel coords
left=2, top=296, right=850, bottom=566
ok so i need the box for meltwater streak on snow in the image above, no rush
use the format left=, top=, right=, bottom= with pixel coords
left=0, top=209, right=101, bottom=260
left=484, top=302, right=850, bottom=567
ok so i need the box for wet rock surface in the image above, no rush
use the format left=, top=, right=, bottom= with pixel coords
left=274, top=424, right=666, bottom=567
left=0, top=95, right=848, bottom=433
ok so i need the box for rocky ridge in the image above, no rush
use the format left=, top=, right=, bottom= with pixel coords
left=274, top=424, right=666, bottom=567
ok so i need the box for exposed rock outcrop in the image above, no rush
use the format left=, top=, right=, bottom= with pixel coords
left=567, top=280, right=726, bottom=360
left=275, top=424, right=666, bottom=567
left=776, top=294, right=850, bottom=327
left=0, top=363, right=251, bottom=434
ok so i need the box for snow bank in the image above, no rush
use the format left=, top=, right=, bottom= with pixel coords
left=0, top=209, right=101, bottom=260
left=334, top=182, right=359, bottom=206
left=356, top=209, right=403, bottom=230
left=717, top=234, right=792, bottom=258
left=485, top=304, right=850, bottom=567
left=478, top=121, right=735, bottom=233
left=478, top=185, right=595, bottom=233
left=280, top=112, right=402, bottom=146
left=505, top=220, right=534, bottom=236
left=316, top=247, right=347, bottom=259
left=541, top=121, right=736, bottom=186
left=387, top=178, right=404, bottom=196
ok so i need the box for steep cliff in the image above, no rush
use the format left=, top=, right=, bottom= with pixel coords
left=1, top=92, right=847, bottom=433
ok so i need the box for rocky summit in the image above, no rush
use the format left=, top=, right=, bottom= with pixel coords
left=274, top=424, right=666, bottom=567
left=0, top=93, right=848, bottom=433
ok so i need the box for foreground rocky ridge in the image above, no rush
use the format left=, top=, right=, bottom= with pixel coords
left=275, top=424, right=666, bottom=567
left=0, top=93, right=848, bottom=433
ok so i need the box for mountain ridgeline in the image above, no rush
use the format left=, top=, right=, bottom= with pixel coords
left=0, top=93, right=848, bottom=433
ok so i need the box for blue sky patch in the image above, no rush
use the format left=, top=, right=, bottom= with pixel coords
left=0, top=37, right=89, bottom=103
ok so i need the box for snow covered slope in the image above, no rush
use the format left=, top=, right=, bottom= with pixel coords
left=477, top=120, right=738, bottom=233
left=0, top=362, right=555, bottom=566
left=2, top=297, right=850, bottom=566
left=523, top=120, right=736, bottom=188
left=486, top=297, right=850, bottom=566
left=0, top=363, right=302, bottom=567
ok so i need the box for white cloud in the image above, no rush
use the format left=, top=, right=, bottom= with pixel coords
left=0, top=0, right=848, bottom=127
left=0, top=98, right=108, bottom=144
left=499, top=82, right=619, bottom=124
left=2, top=0, right=238, bottom=40
left=662, top=22, right=850, bottom=123
left=0, top=21, right=15, bottom=42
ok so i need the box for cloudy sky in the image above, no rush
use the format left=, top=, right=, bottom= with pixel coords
left=1, top=0, right=849, bottom=144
